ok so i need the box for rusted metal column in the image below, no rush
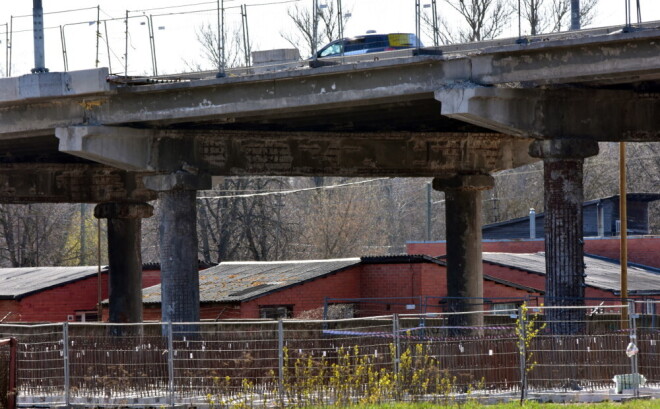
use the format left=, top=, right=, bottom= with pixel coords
left=95, top=202, right=153, bottom=324
left=433, top=174, right=494, bottom=335
left=530, top=139, right=598, bottom=334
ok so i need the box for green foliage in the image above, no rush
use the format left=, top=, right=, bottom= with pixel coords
left=204, top=342, right=499, bottom=409
left=515, top=303, right=546, bottom=374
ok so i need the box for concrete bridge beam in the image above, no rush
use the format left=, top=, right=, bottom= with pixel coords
left=433, top=174, right=494, bottom=334
left=144, top=173, right=211, bottom=325
left=436, top=86, right=660, bottom=142
left=0, top=164, right=156, bottom=204
left=94, top=202, right=153, bottom=325
left=530, top=139, right=599, bottom=334
left=56, top=125, right=535, bottom=176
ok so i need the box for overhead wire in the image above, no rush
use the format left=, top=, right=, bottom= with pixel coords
left=197, top=178, right=391, bottom=200
left=11, top=6, right=99, bottom=19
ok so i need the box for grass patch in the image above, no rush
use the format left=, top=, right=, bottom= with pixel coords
left=302, top=401, right=657, bottom=409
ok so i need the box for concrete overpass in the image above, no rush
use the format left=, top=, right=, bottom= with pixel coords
left=1, top=26, right=659, bottom=333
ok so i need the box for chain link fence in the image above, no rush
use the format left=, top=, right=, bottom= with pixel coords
left=2, top=304, right=659, bottom=407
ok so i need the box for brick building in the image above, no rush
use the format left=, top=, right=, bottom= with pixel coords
left=0, top=265, right=162, bottom=323
left=481, top=193, right=660, bottom=240
left=481, top=252, right=660, bottom=310
left=140, top=255, right=543, bottom=320
left=407, top=236, right=660, bottom=269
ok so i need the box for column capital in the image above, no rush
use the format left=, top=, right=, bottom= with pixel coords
left=143, top=172, right=212, bottom=192
left=94, top=202, right=154, bottom=219
left=432, top=174, right=494, bottom=192
left=529, top=139, right=599, bottom=159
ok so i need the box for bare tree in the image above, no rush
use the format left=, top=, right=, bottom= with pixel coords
left=0, top=203, right=79, bottom=267
left=421, top=11, right=456, bottom=45
left=548, top=0, right=598, bottom=32
left=197, top=177, right=293, bottom=262
left=444, top=0, right=514, bottom=42
left=522, top=0, right=547, bottom=35
left=280, top=2, right=350, bottom=58
left=185, top=22, right=249, bottom=71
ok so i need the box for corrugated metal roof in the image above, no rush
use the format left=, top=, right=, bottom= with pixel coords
left=482, top=252, right=660, bottom=293
left=142, top=258, right=362, bottom=304
left=0, top=266, right=105, bottom=299
left=361, top=254, right=446, bottom=265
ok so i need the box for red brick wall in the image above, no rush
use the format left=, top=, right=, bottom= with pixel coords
left=408, top=236, right=660, bottom=268
left=419, top=264, right=446, bottom=297
left=238, top=268, right=362, bottom=319
left=584, top=237, right=660, bottom=268
left=0, top=300, right=21, bottom=322
left=485, top=264, right=545, bottom=291
left=142, top=270, right=162, bottom=288
left=143, top=303, right=242, bottom=321
left=19, top=268, right=163, bottom=323
left=17, top=273, right=110, bottom=322
left=358, top=263, right=439, bottom=316
left=481, top=262, right=633, bottom=307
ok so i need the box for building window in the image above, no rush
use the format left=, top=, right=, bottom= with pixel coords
left=75, top=310, right=100, bottom=322
left=490, top=303, right=519, bottom=315
left=259, top=305, right=293, bottom=319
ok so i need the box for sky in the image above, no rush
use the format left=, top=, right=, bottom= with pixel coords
left=0, top=0, right=659, bottom=76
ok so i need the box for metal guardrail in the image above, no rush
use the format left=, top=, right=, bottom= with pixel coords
left=132, top=20, right=660, bottom=85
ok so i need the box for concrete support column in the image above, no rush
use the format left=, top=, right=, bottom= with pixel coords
left=433, top=174, right=494, bottom=333
left=530, top=139, right=599, bottom=334
left=144, top=173, right=211, bottom=327
left=159, top=188, right=200, bottom=324
left=94, top=202, right=153, bottom=324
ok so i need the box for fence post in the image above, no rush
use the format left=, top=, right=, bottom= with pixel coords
left=517, top=306, right=527, bottom=403
left=62, top=322, right=70, bottom=408
left=392, top=314, right=400, bottom=374
left=167, top=321, right=174, bottom=408
left=628, top=301, right=640, bottom=398
left=277, top=319, right=284, bottom=406
left=7, top=338, right=17, bottom=409
left=392, top=314, right=401, bottom=399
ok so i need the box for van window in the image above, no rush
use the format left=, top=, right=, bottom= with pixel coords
left=319, top=42, right=342, bottom=57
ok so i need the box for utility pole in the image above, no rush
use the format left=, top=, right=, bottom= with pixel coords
left=95, top=6, right=100, bottom=68
left=103, top=21, right=112, bottom=73
left=32, top=0, right=48, bottom=73
left=570, top=0, right=580, bottom=30
left=8, top=16, right=13, bottom=76
left=415, top=0, right=421, bottom=50
left=337, top=0, right=344, bottom=41
left=241, top=4, right=250, bottom=67
left=312, top=0, right=319, bottom=57
left=620, top=143, right=628, bottom=328
left=217, top=0, right=226, bottom=77
left=426, top=182, right=432, bottom=241
left=59, top=25, right=68, bottom=71
left=124, top=10, right=129, bottom=76
left=431, top=0, right=439, bottom=47
left=81, top=204, right=87, bottom=265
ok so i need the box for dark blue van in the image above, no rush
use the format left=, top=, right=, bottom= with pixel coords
left=316, top=33, right=423, bottom=58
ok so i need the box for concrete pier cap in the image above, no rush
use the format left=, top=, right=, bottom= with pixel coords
left=432, top=173, right=495, bottom=191
left=143, top=172, right=212, bottom=192
left=94, top=202, right=154, bottom=219
left=529, top=139, right=599, bottom=159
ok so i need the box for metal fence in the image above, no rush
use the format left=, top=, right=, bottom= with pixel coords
left=2, top=304, right=659, bottom=407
